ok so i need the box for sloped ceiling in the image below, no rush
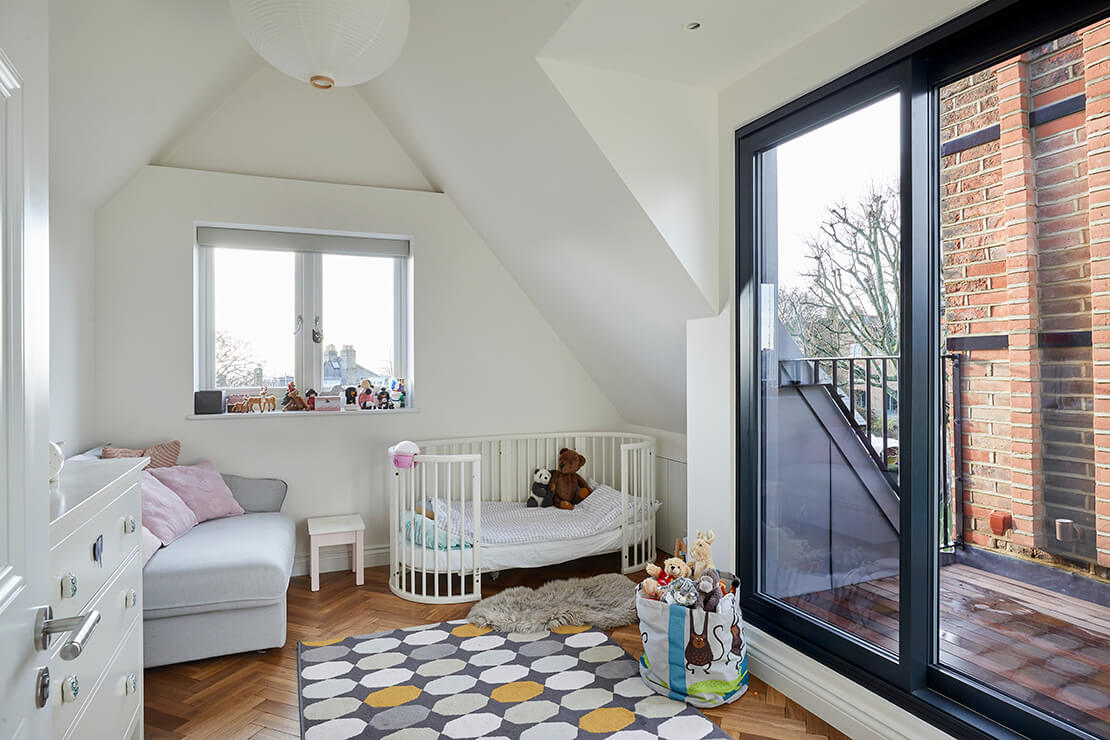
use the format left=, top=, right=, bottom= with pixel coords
left=359, top=0, right=717, bottom=432
left=51, top=0, right=256, bottom=212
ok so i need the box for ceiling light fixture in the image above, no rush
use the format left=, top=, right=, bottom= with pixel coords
left=230, top=0, right=410, bottom=90
left=685, top=21, right=701, bottom=30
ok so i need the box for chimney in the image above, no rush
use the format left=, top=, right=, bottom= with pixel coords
left=342, top=345, right=357, bottom=386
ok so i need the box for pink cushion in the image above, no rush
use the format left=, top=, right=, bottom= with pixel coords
left=148, top=461, right=244, bottom=523
left=102, top=440, right=181, bottom=469
left=140, top=525, right=162, bottom=567
left=140, top=471, right=197, bottom=545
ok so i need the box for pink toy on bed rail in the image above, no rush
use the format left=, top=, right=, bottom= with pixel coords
left=390, top=440, right=420, bottom=468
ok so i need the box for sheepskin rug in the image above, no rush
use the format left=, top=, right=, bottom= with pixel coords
left=467, top=573, right=637, bottom=632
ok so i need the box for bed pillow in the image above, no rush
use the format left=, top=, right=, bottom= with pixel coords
left=140, top=471, right=197, bottom=545
left=102, top=440, right=181, bottom=469
left=403, top=511, right=469, bottom=550
left=140, top=525, right=162, bottom=567
left=149, top=461, right=244, bottom=523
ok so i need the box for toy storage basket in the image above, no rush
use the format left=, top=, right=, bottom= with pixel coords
left=635, top=589, right=749, bottom=708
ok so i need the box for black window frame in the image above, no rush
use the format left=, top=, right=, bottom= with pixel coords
left=735, top=2, right=1110, bottom=739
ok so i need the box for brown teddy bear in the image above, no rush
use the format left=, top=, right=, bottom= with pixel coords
left=642, top=557, right=691, bottom=599
left=550, top=448, right=591, bottom=510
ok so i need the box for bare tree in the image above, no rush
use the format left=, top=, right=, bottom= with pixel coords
left=778, top=287, right=846, bottom=358
left=798, top=184, right=900, bottom=358
left=215, top=330, right=259, bottom=388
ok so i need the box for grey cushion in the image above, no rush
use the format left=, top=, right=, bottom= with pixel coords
left=143, top=512, right=295, bottom=619
left=221, top=473, right=287, bottom=513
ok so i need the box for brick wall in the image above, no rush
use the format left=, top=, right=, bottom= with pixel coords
left=941, top=22, right=1110, bottom=574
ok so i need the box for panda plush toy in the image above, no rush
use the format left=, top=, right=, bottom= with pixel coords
left=527, top=468, right=554, bottom=508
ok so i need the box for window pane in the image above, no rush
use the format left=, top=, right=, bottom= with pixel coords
left=320, top=254, right=396, bottom=394
left=759, top=94, right=902, bottom=654
left=213, top=248, right=295, bottom=389
left=938, top=21, right=1110, bottom=737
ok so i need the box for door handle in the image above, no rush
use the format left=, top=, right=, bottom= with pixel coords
left=35, top=605, right=101, bottom=660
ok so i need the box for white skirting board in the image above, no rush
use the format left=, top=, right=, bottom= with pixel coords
left=294, top=543, right=390, bottom=578
left=746, top=625, right=955, bottom=740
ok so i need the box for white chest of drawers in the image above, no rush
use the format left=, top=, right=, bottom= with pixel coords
left=49, top=458, right=146, bottom=740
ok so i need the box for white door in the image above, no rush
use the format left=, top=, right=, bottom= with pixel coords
left=0, top=35, right=52, bottom=740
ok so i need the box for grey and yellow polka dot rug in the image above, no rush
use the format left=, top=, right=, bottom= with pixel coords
left=297, top=619, right=730, bottom=739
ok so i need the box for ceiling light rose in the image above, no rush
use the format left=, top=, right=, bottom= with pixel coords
left=230, top=0, right=410, bottom=89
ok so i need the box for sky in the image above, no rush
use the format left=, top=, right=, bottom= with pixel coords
left=214, top=248, right=396, bottom=382
left=773, top=93, right=901, bottom=290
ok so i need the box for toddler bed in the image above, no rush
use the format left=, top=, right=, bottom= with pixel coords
left=389, top=432, right=657, bottom=604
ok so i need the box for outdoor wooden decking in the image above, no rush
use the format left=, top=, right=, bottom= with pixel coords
left=783, top=563, right=1110, bottom=737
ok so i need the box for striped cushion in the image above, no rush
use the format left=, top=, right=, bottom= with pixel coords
left=101, top=440, right=181, bottom=469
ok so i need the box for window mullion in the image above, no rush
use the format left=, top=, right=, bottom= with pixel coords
left=307, top=252, right=323, bottom=392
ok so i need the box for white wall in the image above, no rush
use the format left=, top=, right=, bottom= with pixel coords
left=687, top=307, right=734, bottom=572
left=48, top=197, right=94, bottom=452
left=94, top=166, right=627, bottom=567
left=155, top=64, right=434, bottom=192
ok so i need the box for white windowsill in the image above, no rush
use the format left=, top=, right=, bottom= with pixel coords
left=186, top=408, right=420, bottom=421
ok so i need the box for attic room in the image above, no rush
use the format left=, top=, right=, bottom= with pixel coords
left=4, top=0, right=1110, bottom=738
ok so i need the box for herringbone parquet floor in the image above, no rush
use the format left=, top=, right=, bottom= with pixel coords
left=144, top=554, right=853, bottom=740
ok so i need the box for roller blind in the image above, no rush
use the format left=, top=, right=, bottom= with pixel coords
left=195, top=226, right=409, bottom=257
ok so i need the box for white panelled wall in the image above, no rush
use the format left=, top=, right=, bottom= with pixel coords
left=654, top=454, right=688, bottom=557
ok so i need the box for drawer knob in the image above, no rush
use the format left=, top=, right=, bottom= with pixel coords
left=125, top=673, right=138, bottom=696
left=91, top=534, right=104, bottom=567
left=122, top=516, right=137, bottom=534
left=124, top=589, right=137, bottom=609
left=61, top=674, right=79, bottom=703
left=60, top=573, right=78, bottom=599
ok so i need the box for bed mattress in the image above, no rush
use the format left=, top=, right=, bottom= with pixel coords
left=424, top=483, right=659, bottom=546
left=394, top=524, right=647, bottom=573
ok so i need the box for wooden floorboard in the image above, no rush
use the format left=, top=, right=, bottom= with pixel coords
left=783, top=563, right=1110, bottom=737
left=144, top=553, right=851, bottom=739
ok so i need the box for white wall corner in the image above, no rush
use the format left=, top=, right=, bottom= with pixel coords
left=747, top=625, right=955, bottom=740
left=686, top=307, right=734, bottom=571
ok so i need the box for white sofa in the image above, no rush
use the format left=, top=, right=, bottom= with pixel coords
left=142, top=474, right=295, bottom=667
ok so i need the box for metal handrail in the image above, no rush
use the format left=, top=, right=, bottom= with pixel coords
left=780, top=353, right=965, bottom=552
left=779, top=355, right=899, bottom=481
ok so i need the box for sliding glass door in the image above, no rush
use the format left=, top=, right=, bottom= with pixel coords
left=758, top=94, right=903, bottom=654
left=935, top=19, right=1110, bottom=739
left=738, top=63, right=925, bottom=686
left=738, top=3, right=1110, bottom=738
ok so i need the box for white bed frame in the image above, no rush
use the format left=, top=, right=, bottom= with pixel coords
left=389, top=431, right=657, bottom=604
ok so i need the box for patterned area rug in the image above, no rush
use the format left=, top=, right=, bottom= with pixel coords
left=297, top=619, right=730, bottom=739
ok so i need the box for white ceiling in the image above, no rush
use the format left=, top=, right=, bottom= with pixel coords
left=541, top=0, right=871, bottom=91
left=50, top=0, right=989, bottom=434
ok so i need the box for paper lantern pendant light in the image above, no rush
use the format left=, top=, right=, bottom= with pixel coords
left=230, top=0, right=410, bottom=89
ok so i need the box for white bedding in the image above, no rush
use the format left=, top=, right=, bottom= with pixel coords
left=425, top=483, right=659, bottom=546
left=396, top=527, right=630, bottom=573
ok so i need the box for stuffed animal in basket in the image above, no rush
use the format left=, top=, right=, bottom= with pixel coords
left=642, top=557, right=690, bottom=599
left=661, top=577, right=698, bottom=607
left=688, top=529, right=717, bottom=580
left=527, top=468, right=554, bottom=508
left=695, top=566, right=723, bottom=612
left=549, top=448, right=591, bottom=510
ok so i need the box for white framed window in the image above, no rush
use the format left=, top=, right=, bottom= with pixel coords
left=194, top=226, right=410, bottom=404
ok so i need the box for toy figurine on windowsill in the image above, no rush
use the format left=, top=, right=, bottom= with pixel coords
left=390, top=378, right=406, bottom=409
left=344, top=386, right=358, bottom=407
left=282, top=382, right=310, bottom=412
left=305, top=388, right=318, bottom=411
left=357, top=379, right=376, bottom=410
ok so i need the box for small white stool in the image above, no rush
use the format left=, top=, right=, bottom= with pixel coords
left=307, top=514, right=365, bottom=592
